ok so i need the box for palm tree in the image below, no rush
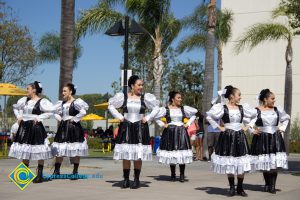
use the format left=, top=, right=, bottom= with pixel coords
left=59, top=0, right=75, bottom=99
left=37, top=32, right=82, bottom=67
left=76, top=0, right=180, bottom=100
left=178, top=5, right=233, bottom=91
left=235, top=6, right=295, bottom=151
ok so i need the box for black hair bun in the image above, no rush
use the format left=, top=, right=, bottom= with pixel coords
left=34, top=81, right=43, bottom=94
left=66, top=83, right=77, bottom=95
left=128, top=75, right=140, bottom=89
left=259, top=89, right=271, bottom=102
left=224, top=85, right=234, bottom=98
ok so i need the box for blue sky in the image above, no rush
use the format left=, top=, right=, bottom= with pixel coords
left=3, top=0, right=217, bottom=102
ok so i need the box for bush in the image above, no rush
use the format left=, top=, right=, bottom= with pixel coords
left=289, top=141, right=300, bottom=153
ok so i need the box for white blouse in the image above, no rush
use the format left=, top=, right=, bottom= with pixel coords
left=155, top=106, right=198, bottom=127
left=13, top=97, right=55, bottom=122
left=206, top=103, right=256, bottom=131
left=54, top=98, right=89, bottom=122
left=108, top=92, right=160, bottom=123
left=249, top=106, right=290, bottom=134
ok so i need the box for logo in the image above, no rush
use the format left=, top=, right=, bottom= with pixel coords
left=8, top=162, right=36, bottom=190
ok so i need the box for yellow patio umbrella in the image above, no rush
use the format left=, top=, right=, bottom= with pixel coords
left=0, top=83, right=27, bottom=131
left=82, top=113, right=105, bottom=121
left=108, top=118, right=121, bottom=123
left=94, top=102, right=108, bottom=110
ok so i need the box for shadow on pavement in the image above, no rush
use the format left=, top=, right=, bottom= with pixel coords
left=106, top=180, right=151, bottom=188
left=195, top=187, right=228, bottom=196
left=147, top=175, right=189, bottom=182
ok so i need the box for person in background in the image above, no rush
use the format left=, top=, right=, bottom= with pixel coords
left=194, top=112, right=204, bottom=161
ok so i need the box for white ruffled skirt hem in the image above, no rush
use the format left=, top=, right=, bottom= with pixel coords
left=252, top=152, right=288, bottom=170
left=9, top=139, right=53, bottom=160
left=156, top=149, right=193, bottom=164
left=51, top=139, right=89, bottom=157
left=113, top=143, right=152, bottom=161
left=211, top=153, right=254, bottom=175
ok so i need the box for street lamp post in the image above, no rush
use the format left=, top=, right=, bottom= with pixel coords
left=105, top=16, right=146, bottom=94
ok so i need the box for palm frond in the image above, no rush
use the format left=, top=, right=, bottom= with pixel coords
left=216, top=9, right=233, bottom=44
left=272, top=4, right=288, bottom=19
left=235, top=23, right=291, bottom=54
left=177, top=33, right=207, bottom=53
left=161, top=13, right=181, bottom=51
left=181, top=4, right=207, bottom=31
left=76, top=2, right=123, bottom=38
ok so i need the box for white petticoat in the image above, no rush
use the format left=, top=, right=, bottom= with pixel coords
left=51, top=139, right=89, bottom=157
left=211, top=153, right=254, bottom=175
left=156, top=149, right=193, bottom=164
left=9, top=139, right=53, bottom=160
left=252, top=152, right=288, bottom=171
left=113, top=143, right=152, bottom=161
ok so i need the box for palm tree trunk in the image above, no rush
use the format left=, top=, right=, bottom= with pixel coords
left=152, top=27, right=163, bottom=136
left=284, top=39, right=293, bottom=154
left=217, top=43, right=223, bottom=91
left=202, top=0, right=217, bottom=159
left=59, top=0, right=75, bottom=100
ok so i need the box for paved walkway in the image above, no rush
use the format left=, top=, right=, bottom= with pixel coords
left=1, top=154, right=300, bottom=200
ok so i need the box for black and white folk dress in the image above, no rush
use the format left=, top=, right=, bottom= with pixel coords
left=9, top=97, right=54, bottom=160
left=155, top=106, right=198, bottom=164
left=250, top=107, right=290, bottom=170
left=51, top=98, right=89, bottom=157
left=108, top=93, right=160, bottom=161
left=206, top=103, right=256, bottom=175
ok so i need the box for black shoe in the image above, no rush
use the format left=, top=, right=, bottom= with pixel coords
left=269, top=172, right=277, bottom=194
left=130, top=179, right=140, bottom=189
left=228, top=177, right=235, bottom=196
left=229, top=186, right=235, bottom=197
left=122, top=178, right=130, bottom=188
left=179, top=174, right=185, bottom=182
left=33, top=165, right=44, bottom=183
left=263, top=172, right=270, bottom=192
left=237, top=188, right=248, bottom=197
left=264, top=185, right=270, bottom=192
left=170, top=175, right=176, bottom=182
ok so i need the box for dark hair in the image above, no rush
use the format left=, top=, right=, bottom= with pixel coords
left=259, top=89, right=273, bottom=102
left=224, top=85, right=238, bottom=99
left=128, top=75, right=140, bottom=89
left=28, top=81, right=43, bottom=95
left=168, top=91, right=181, bottom=104
left=65, top=83, right=77, bottom=95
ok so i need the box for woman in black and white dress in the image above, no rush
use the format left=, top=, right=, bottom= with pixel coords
left=206, top=85, right=256, bottom=197
left=9, top=81, right=55, bottom=183
left=250, top=89, right=290, bottom=194
left=155, top=91, right=197, bottom=182
left=108, top=75, right=159, bottom=189
left=51, top=83, right=89, bottom=179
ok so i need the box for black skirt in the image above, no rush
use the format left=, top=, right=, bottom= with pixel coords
left=54, top=120, right=85, bottom=143
left=250, top=131, right=288, bottom=170
left=211, top=129, right=252, bottom=174
left=156, top=125, right=193, bottom=164
left=51, top=120, right=88, bottom=157
left=113, top=120, right=152, bottom=161
left=8, top=120, right=52, bottom=160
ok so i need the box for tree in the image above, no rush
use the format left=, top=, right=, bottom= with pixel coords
left=37, top=32, right=82, bottom=67
left=59, top=0, right=75, bottom=100
left=76, top=0, right=180, bottom=100
left=164, top=60, right=204, bottom=110
left=278, top=0, right=300, bottom=34
left=76, top=93, right=109, bottom=117
left=0, top=2, right=37, bottom=85
left=235, top=6, right=296, bottom=152
left=178, top=4, right=233, bottom=91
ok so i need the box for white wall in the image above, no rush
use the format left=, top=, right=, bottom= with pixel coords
left=221, top=0, right=300, bottom=119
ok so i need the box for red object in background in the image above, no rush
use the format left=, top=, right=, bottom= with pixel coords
left=113, top=127, right=119, bottom=139
left=84, top=132, right=88, bottom=139
left=187, top=122, right=197, bottom=137
left=150, top=137, right=154, bottom=149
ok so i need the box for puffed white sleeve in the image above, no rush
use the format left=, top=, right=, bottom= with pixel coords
left=73, top=98, right=89, bottom=122
left=144, top=93, right=160, bottom=122
left=277, top=106, right=290, bottom=132
left=206, top=103, right=224, bottom=129
left=108, top=92, right=124, bottom=120
left=184, top=106, right=198, bottom=126
left=154, top=107, right=167, bottom=127
left=242, top=103, right=257, bottom=120
left=54, top=101, right=63, bottom=121
left=13, top=97, right=27, bottom=120
left=37, top=99, right=55, bottom=121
